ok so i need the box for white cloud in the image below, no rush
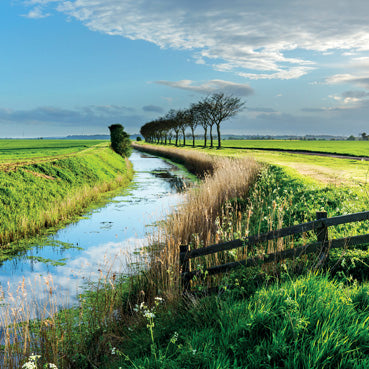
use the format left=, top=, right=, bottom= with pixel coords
left=326, top=74, right=369, bottom=89
left=22, top=6, right=50, bottom=18
left=154, top=79, right=254, bottom=96
left=302, top=90, right=369, bottom=114
left=21, top=0, right=369, bottom=80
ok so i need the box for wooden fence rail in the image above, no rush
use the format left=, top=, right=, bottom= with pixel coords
left=179, top=210, right=369, bottom=290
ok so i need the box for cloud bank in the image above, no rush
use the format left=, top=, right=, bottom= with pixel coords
left=22, top=0, right=369, bottom=80
left=154, top=79, right=254, bottom=96
left=0, top=105, right=144, bottom=135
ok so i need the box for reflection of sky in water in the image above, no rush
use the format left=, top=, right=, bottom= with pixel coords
left=0, top=150, right=187, bottom=319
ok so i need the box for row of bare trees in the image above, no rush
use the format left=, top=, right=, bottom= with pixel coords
left=139, top=93, right=244, bottom=149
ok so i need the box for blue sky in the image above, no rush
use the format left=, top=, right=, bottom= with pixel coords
left=1, top=0, right=369, bottom=137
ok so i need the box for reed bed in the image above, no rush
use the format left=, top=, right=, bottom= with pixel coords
left=133, top=145, right=262, bottom=300
left=132, top=143, right=218, bottom=177
left=0, top=270, right=128, bottom=369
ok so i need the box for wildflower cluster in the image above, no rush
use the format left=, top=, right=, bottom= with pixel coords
left=133, top=297, right=165, bottom=360
left=22, top=354, right=41, bottom=369
left=21, top=354, right=58, bottom=369
left=133, top=296, right=164, bottom=319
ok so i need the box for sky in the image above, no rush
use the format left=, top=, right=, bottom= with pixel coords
left=1, top=0, right=369, bottom=137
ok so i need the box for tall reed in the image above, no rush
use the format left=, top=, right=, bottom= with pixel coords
left=134, top=145, right=262, bottom=301
left=132, top=143, right=217, bottom=177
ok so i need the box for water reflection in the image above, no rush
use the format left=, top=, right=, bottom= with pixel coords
left=0, top=150, right=189, bottom=319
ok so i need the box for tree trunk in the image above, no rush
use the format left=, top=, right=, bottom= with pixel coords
left=216, top=124, right=221, bottom=149
left=191, top=127, right=195, bottom=147
left=210, top=125, right=213, bottom=148
left=182, top=129, right=186, bottom=146
left=175, top=133, right=178, bottom=146
left=204, top=126, right=207, bottom=147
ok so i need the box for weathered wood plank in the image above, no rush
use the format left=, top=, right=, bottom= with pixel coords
left=183, top=233, right=369, bottom=278
left=315, top=211, right=329, bottom=268
left=323, top=211, right=369, bottom=227
left=179, top=244, right=191, bottom=291
left=181, top=210, right=369, bottom=260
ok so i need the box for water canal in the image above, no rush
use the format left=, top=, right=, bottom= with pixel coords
left=0, top=150, right=191, bottom=318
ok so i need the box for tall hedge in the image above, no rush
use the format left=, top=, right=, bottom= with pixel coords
left=108, top=124, right=132, bottom=157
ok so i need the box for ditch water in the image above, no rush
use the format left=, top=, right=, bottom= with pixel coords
left=0, top=150, right=191, bottom=321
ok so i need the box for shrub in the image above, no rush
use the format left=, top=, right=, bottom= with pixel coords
left=108, top=124, right=132, bottom=157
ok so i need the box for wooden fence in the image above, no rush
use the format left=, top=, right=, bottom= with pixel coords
left=179, top=210, right=369, bottom=290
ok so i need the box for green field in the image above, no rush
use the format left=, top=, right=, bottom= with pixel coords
left=0, top=139, right=106, bottom=163
left=193, top=139, right=369, bottom=157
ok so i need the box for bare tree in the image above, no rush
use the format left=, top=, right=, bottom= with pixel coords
left=186, top=107, right=199, bottom=147
left=176, top=109, right=189, bottom=146
left=206, top=93, right=245, bottom=149
left=165, top=110, right=180, bottom=146
left=191, top=100, right=211, bottom=147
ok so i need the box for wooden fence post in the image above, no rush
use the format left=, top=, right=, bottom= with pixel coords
left=315, top=211, right=329, bottom=268
left=179, top=244, right=190, bottom=292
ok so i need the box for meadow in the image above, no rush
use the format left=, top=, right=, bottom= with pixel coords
left=0, top=139, right=105, bottom=164
left=194, top=139, right=369, bottom=157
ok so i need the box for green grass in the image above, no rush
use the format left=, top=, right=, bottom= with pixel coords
left=194, top=139, right=369, bottom=157
left=0, top=144, right=133, bottom=253
left=103, top=273, right=369, bottom=369
left=0, top=139, right=106, bottom=163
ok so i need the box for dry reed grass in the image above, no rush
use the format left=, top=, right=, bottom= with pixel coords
left=0, top=263, right=130, bottom=368
left=136, top=145, right=262, bottom=301
left=132, top=143, right=217, bottom=177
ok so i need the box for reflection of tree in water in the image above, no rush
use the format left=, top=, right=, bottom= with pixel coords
left=150, top=170, right=187, bottom=192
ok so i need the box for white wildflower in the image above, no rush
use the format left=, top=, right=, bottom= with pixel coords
left=29, top=354, right=41, bottom=361
left=144, top=311, right=155, bottom=319
left=170, top=331, right=179, bottom=344
left=111, top=347, right=116, bottom=355
left=22, top=354, right=41, bottom=369
left=48, top=364, right=58, bottom=369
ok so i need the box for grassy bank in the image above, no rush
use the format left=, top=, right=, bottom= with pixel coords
left=0, top=144, right=133, bottom=250
left=105, top=273, right=369, bottom=369
left=6, top=143, right=369, bottom=368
